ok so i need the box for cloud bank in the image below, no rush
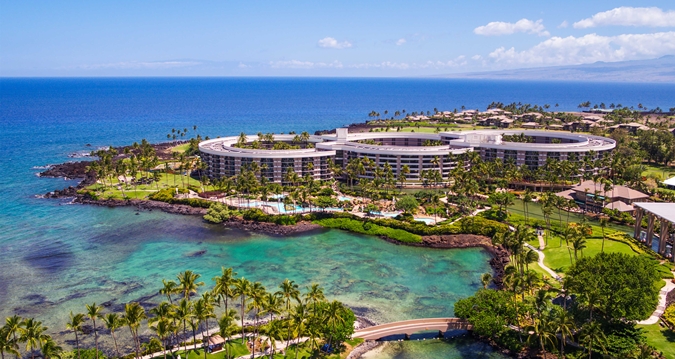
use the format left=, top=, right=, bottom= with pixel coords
left=488, top=31, right=675, bottom=66
left=317, top=37, right=352, bottom=49
left=474, top=19, right=549, bottom=36
left=574, top=7, right=675, bottom=28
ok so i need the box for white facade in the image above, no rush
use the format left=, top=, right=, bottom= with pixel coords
left=199, top=129, right=616, bottom=183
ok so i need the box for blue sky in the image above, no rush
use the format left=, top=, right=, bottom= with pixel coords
left=1, top=0, right=674, bottom=76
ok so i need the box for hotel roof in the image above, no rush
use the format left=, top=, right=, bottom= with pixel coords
left=635, top=202, right=675, bottom=224
left=570, top=180, right=649, bottom=200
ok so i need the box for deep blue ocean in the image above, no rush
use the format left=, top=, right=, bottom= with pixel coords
left=2, top=78, right=675, bottom=358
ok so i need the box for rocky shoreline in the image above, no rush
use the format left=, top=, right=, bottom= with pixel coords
left=223, top=218, right=324, bottom=236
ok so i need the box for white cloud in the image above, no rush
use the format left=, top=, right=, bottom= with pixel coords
left=559, top=20, right=569, bottom=28
left=487, top=31, right=675, bottom=66
left=474, top=19, right=550, bottom=36
left=269, top=60, right=343, bottom=69
left=266, top=57, right=467, bottom=71
left=77, top=61, right=201, bottom=70
left=471, top=55, right=482, bottom=60
left=238, top=62, right=251, bottom=69
left=317, top=37, right=352, bottom=49
left=396, top=38, right=406, bottom=46
left=574, top=7, right=675, bottom=28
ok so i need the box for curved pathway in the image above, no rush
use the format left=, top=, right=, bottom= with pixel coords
left=353, top=318, right=471, bottom=341
left=638, top=270, right=675, bottom=325
left=524, top=243, right=562, bottom=281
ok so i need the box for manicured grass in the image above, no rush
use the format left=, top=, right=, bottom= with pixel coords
left=85, top=172, right=214, bottom=200
left=508, top=199, right=633, bottom=234
left=169, top=339, right=249, bottom=359
left=540, top=237, right=637, bottom=273
left=313, top=217, right=422, bottom=243
left=171, top=143, right=191, bottom=153
left=272, top=339, right=362, bottom=359
left=637, top=324, right=675, bottom=359
left=642, top=163, right=675, bottom=180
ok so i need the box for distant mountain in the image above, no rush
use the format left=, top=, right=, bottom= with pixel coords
left=439, top=56, right=675, bottom=83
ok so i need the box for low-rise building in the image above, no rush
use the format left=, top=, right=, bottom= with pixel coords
left=555, top=180, right=649, bottom=213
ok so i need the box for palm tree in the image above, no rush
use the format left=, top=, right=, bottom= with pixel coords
left=522, top=189, right=533, bottom=225
left=262, top=292, right=283, bottom=329
left=247, top=282, right=267, bottom=358
left=174, top=299, right=193, bottom=347
left=265, top=320, right=284, bottom=359
left=101, top=313, right=124, bottom=357
left=193, top=297, right=215, bottom=353
left=579, top=321, right=607, bottom=359
left=4, top=316, right=23, bottom=359
left=0, top=326, right=19, bottom=359
left=85, top=303, right=103, bottom=359
left=160, top=279, right=180, bottom=304
left=233, top=277, right=252, bottom=342
left=304, top=284, right=325, bottom=314
left=291, top=303, right=308, bottom=359
left=65, top=313, right=85, bottom=359
left=177, top=270, right=205, bottom=300
left=123, top=302, right=147, bottom=359
left=278, top=279, right=300, bottom=349
left=599, top=216, right=609, bottom=253
left=553, top=308, right=575, bottom=359
left=480, top=273, right=493, bottom=289
left=526, top=315, right=556, bottom=359
left=40, top=337, right=62, bottom=359
left=21, top=319, right=47, bottom=359
left=213, top=268, right=238, bottom=316
left=150, top=319, right=174, bottom=359
left=324, top=301, right=346, bottom=351
left=571, top=235, right=587, bottom=261
left=218, top=310, right=239, bottom=359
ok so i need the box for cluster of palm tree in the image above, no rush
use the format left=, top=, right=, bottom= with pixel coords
left=167, top=126, right=199, bottom=146
left=3, top=269, right=353, bottom=359
left=0, top=316, right=59, bottom=359
left=87, top=140, right=162, bottom=198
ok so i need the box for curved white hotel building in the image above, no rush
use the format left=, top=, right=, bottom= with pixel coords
left=199, top=129, right=616, bottom=184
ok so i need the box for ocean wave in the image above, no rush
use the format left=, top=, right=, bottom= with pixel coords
left=32, top=165, right=55, bottom=170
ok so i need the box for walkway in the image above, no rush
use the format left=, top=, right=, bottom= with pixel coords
left=524, top=243, right=562, bottom=281
left=353, top=318, right=472, bottom=341
left=537, top=234, right=545, bottom=250
left=638, top=271, right=675, bottom=325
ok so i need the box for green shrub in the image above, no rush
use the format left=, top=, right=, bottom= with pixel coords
left=149, top=188, right=212, bottom=208
left=663, top=304, right=675, bottom=329
left=204, top=202, right=233, bottom=224
left=242, top=208, right=299, bottom=225
left=313, top=217, right=422, bottom=243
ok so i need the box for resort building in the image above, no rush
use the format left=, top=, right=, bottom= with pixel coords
left=199, top=129, right=616, bottom=184
left=633, top=202, right=675, bottom=262
left=555, top=180, right=649, bottom=214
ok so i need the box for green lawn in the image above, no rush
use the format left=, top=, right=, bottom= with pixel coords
left=171, top=143, right=191, bottom=154
left=642, top=163, right=675, bottom=181
left=86, top=172, right=214, bottom=200
left=638, top=324, right=675, bottom=359
left=273, top=338, right=364, bottom=359
left=540, top=237, right=637, bottom=273
left=169, top=339, right=249, bottom=359
left=508, top=199, right=633, bottom=235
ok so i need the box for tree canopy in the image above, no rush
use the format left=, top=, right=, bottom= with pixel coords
left=565, top=252, right=660, bottom=321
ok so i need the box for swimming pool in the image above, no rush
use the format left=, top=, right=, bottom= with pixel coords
left=414, top=218, right=436, bottom=225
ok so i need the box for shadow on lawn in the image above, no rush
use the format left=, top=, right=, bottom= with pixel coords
left=661, top=328, right=675, bottom=342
